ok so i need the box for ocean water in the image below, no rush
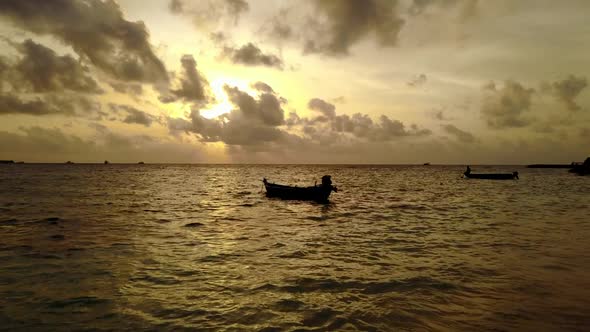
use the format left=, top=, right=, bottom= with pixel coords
left=1, top=164, right=589, bottom=331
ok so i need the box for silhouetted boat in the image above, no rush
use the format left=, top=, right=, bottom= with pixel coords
left=569, top=157, right=590, bottom=175
left=65, top=161, right=74, bottom=164
left=104, top=160, right=109, bottom=164
left=0, top=160, right=14, bottom=164
left=464, top=172, right=519, bottom=180
left=263, top=175, right=337, bottom=203
left=138, top=161, right=145, bottom=164
left=423, top=162, right=431, bottom=166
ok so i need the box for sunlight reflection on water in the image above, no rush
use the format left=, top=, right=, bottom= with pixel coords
left=1, top=164, right=589, bottom=330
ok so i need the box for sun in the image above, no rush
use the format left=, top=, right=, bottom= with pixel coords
left=200, top=77, right=254, bottom=119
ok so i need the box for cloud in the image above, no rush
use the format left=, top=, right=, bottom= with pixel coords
left=481, top=80, right=535, bottom=129
left=251, top=81, right=274, bottom=93
left=552, top=75, right=587, bottom=111
left=221, top=43, right=283, bottom=69
left=168, top=83, right=288, bottom=146
left=0, top=93, right=100, bottom=117
left=308, top=98, right=336, bottom=118
left=12, top=39, right=102, bottom=94
left=442, top=124, right=475, bottom=143
left=0, top=0, right=168, bottom=83
left=168, top=0, right=249, bottom=26
left=303, top=0, right=405, bottom=56
left=109, top=104, right=157, bottom=127
left=408, top=0, right=479, bottom=21
left=0, top=126, right=210, bottom=163
left=160, top=55, right=210, bottom=104
left=0, top=94, right=62, bottom=116
left=224, top=85, right=285, bottom=126
left=299, top=97, right=431, bottom=142
left=110, top=82, right=143, bottom=95
left=407, top=73, right=428, bottom=87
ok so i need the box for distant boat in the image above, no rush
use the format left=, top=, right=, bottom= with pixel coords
left=104, top=160, right=109, bottom=164
left=569, top=157, right=590, bottom=175
left=423, top=162, right=431, bottom=166
left=463, top=166, right=518, bottom=180
left=65, top=161, right=74, bottom=164
left=138, top=161, right=145, bottom=164
left=0, top=160, right=14, bottom=164
left=263, top=175, right=337, bottom=203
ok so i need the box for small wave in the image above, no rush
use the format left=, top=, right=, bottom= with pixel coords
left=302, top=308, right=342, bottom=327
left=0, top=218, right=19, bottom=225
left=256, top=276, right=462, bottom=295
left=184, top=222, right=204, bottom=228
left=272, top=299, right=304, bottom=312
left=306, top=216, right=328, bottom=221
left=46, top=296, right=111, bottom=308
left=278, top=250, right=308, bottom=259
left=130, top=275, right=181, bottom=285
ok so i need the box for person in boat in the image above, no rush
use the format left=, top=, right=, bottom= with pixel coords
left=320, top=175, right=337, bottom=192
left=464, top=166, right=471, bottom=176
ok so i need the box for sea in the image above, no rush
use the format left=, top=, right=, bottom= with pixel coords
left=1, top=164, right=589, bottom=331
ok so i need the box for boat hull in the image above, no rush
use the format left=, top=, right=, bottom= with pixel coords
left=464, top=173, right=517, bottom=180
left=264, top=182, right=333, bottom=202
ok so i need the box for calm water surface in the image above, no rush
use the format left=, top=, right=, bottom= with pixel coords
left=1, top=164, right=589, bottom=331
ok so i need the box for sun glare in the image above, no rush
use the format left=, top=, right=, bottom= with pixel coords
left=200, top=77, right=254, bottom=119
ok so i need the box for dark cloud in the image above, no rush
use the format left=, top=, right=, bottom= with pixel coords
left=221, top=43, right=283, bottom=69
left=224, top=85, right=285, bottom=126
left=442, top=124, right=475, bottom=143
left=109, top=104, right=156, bottom=127
left=303, top=0, right=405, bottom=56
left=110, top=82, right=143, bottom=95
left=0, top=94, right=61, bottom=116
left=251, top=81, right=274, bottom=93
left=169, top=0, right=183, bottom=13
left=226, top=0, right=249, bottom=20
left=299, top=97, right=431, bottom=142
left=0, top=126, right=209, bottom=163
left=552, top=75, right=587, bottom=111
left=0, top=93, right=100, bottom=117
left=332, top=96, right=346, bottom=104
left=168, top=84, right=431, bottom=150
left=0, top=0, right=168, bottom=83
left=329, top=113, right=431, bottom=140
left=407, top=73, right=428, bottom=87
left=169, top=0, right=249, bottom=25
left=210, top=32, right=227, bottom=44
left=13, top=39, right=102, bottom=93
left=308, top=98, right=336, bottom=118
left=481, top=80, right=535, bottom=129
left=168, top=84, right=289, bottom=146
left=160, top=55, right=210, bottom=104
left=408, top=0, right=478, bottom=21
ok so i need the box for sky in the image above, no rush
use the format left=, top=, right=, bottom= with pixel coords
left=0, top=0, right=588, bottom=164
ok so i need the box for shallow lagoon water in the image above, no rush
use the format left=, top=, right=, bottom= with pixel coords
left=1, top=164, right=589, bottom=331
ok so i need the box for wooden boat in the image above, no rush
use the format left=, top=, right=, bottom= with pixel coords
left=464, top=171, right=519, bottom=180
left=263, top=175, right=337, bottom=203
left=569, top=157, right=590, bottom=175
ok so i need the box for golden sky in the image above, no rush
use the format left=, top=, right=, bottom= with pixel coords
left=0, top=0, right=589, bottom=163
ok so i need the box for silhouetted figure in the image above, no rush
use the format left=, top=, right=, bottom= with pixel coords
left=321, top=175, right=337, bottom=192
left=513, top=171, right=519, bottom=179
left=464, top=166, right=471, bottom=176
